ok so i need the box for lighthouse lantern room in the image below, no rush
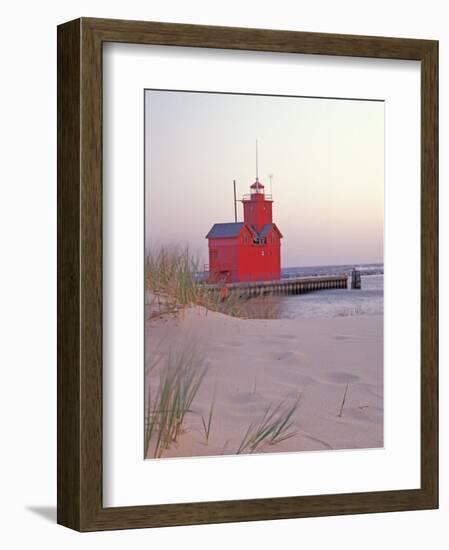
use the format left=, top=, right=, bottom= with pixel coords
left=206, top=173, right=283, bottom=284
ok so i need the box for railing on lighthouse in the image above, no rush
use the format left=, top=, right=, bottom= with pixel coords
left=242, top=192, right=273, bottom=201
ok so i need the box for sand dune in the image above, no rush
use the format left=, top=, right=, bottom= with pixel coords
left=145, top=302, right=383, bottom=459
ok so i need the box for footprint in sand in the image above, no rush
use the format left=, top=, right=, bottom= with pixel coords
left=271, top=350, right=307, bottom=362
left=323, top=372, right=360, bottom=384
left=276, top=351, right=296, bottom=361
left=333, top=335, right=351, bottom=341
left=278, top=334, right=297, bottom=340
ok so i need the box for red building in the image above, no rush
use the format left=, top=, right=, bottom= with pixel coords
left=206, top=178, right=283, bottom=283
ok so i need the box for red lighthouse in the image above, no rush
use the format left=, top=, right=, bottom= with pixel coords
left=206, top=176, right=283, bottom=283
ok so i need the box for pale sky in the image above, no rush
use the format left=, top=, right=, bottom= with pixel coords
left=145, top=90, right=384, bottom=268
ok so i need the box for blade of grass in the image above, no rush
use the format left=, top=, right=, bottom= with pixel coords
left=236, top=395, right=301, bottom=455
left=145, top=342, right=208, bottom=458
left=201, top=389, right=216, bottom=443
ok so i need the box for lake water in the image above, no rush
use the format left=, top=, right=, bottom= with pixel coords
left=278, top=274, right=383, bottom=319
left=243, top=264, right=384, bottom=320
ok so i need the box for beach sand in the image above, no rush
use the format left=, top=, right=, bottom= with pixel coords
left=145, top=302, right=383, bottom=459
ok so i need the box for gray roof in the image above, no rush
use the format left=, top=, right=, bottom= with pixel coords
left=206, top=222, right=246, bottom=239
left=259, top=224, right=273, bottom=238
left=206, top=222, right=281, bottom=240
left=248, top=224, right=258, bottom=236
left=260, top=223, right=283, bottom=239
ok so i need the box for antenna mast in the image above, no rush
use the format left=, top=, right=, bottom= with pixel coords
left=256, top=139, right=259, bottom=180
left=233, top=179, right=237, bottom=222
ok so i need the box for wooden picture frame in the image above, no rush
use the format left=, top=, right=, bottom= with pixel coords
left=57, top=17, right=438, bottom=531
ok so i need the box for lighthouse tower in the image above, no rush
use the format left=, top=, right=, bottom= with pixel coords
left=242, top=177, right=273, bottom=232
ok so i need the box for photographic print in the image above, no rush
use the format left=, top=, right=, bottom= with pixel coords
left=57, top=18, right=437, bottom=530
left=144, top=89, right=384, bottom=460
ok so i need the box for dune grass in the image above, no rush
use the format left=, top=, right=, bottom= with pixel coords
left=338, top=383, right=350, bottom=418
left=238, top=295, right=281, bottom=320
left=145, top=344, right=208, bottom=458
left=145, top=246, right=207, bottom=308
left=145, top=335, right=304, bottom=457
left=200, top=390, right=216, bottom=443
left=145, top=245, right=279, bottom=319
left=236, top=395, right=301, bottom=455
left=336, top=305, right=365, bottom=317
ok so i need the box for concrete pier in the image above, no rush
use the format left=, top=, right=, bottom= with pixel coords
left=205, top=275, right=348, bottom=298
